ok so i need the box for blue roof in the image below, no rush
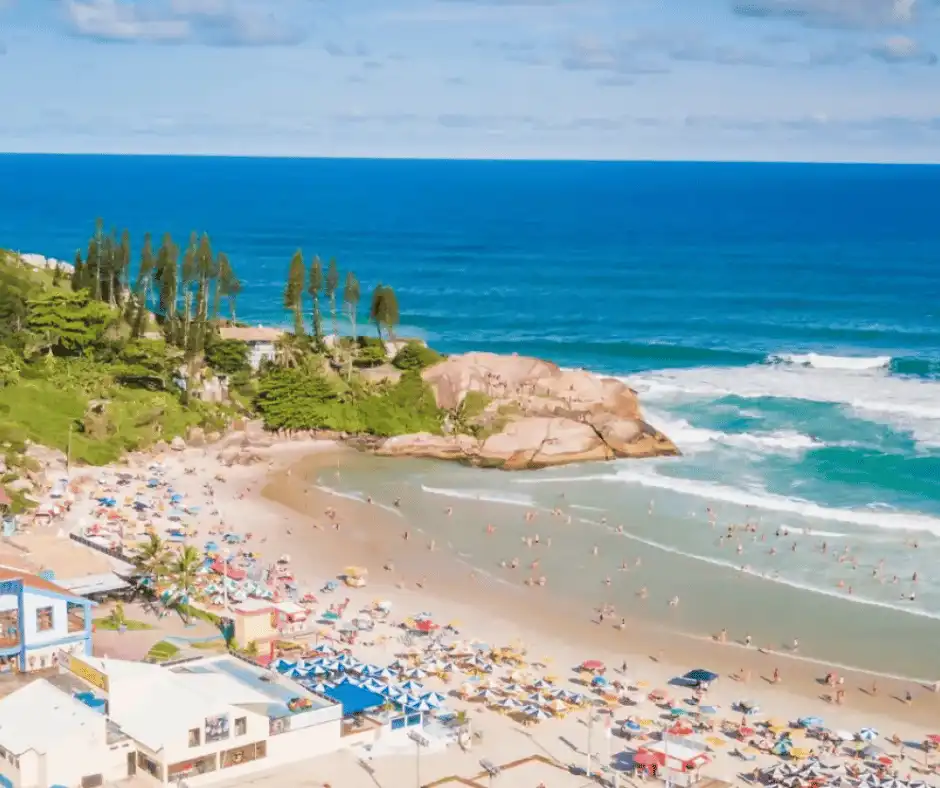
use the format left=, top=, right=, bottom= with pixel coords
left=324, top=680, right=385, bottom=716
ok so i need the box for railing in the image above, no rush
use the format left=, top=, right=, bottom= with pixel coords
left=68, top=532, right=134, bottom=564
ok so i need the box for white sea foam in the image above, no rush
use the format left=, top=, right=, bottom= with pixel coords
left=645, top=413, right=821, bottom=455
left=609, top=529, right=940, bottom=622
left=627, top=364, right=940, bottom=448
left=315, top=484, right=403, bottom=517
left=420, top=485, right=536, bottom=507
left=515, top=465, right=940, bottom=534
left=768, top=352, right=892, bottom=371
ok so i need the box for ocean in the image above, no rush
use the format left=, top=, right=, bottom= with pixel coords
left=3, top=154, right=940, bottom=677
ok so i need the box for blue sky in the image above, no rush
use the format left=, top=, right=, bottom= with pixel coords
left=0, top=0, right=938, bottom=161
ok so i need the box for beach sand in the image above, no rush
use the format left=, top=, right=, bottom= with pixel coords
left=258, top=446, right=940, bottom=731
left=42, top=441, right=940, bottom=787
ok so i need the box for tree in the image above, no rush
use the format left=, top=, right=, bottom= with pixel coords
left=25, top=290, right=115, bottom=354
left=284, top=249, right=306, bottom=336
left=170, top=544, right=202, bottom=623
left=180, top=232, right=199, bottom=352
left=87, top=218, right=104, bottom=302
left=272, top=333, right=305, bottom=369
left=154, top=233, right=179, bottom=343
left=132, top=232, right=155, bottom=338
left=308, top=255, right=324, bottom=347
left=135, top=533, right=170, bottom=587
left=190, top=232, right=216, bottom=354
left=325, top=258, right=340, bottom=341
left=70, top=250, right=85, bottom=292
left=393, top=341, right=442, bottom=371
left=205, top=339, right=250, bottom=376
left=343, top=271, right=360, bottom=339
left=369, top=284, right=399, bottom=340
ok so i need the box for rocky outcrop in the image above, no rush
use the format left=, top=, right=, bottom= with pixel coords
left=374, top=352, right=678, bottom=470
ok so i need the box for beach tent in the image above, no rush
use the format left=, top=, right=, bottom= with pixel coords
left=324, top=680, right=385, bottom=716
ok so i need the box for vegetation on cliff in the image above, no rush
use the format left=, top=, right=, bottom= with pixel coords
left=0, top=221, right=443, bottom=494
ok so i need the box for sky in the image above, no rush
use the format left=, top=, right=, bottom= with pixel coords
left=0, top=0, right=938, bottom=161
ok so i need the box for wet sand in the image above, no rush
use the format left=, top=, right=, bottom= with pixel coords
left=261, top=445, right=940, bottom=730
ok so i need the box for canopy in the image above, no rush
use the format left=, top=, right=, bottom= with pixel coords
left=683, top=669, right=719, bottom=684
left=324, top=680, right=385, bottom=716
left=210, top=559, right=246, bottom=580
left=581, top=660, right=605, bottom=671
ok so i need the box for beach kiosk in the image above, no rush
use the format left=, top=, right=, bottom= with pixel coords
left=636, top=741, right=711, bottom=786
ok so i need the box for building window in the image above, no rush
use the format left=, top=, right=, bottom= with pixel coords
left=67, top=601, right=86, bottom=633
left=221, top=742, right=267, bottom=769
left=235, top=717, right=247, bottom=736
left=188, top=728, right=200, bottom=747
left=169, top=754, right=217, bottom=778
left=36, top=606, right=54, bottom=632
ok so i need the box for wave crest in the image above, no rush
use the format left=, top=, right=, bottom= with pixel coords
left=767, top=352, right=892, bottom=371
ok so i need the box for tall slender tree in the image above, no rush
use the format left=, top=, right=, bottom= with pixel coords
left=325, top=257, right=340, bottom=342
left=217, top=253, right=240, bottom=323
left=87, top=218, right=104, bottom=302
left=132, top=232, right=156, bottom=337
left=370, top=284, right=399, bottom=340
left=70, top=250, right=85, bottom=292
left=113, top=228, right=131, bottom=307
left=180, top=232, right=198, bottom=351
left=343, top=271, right=360, bottom=340
left=284, top=250, right=306, bottom=336
left=191, top=232, right=215, bottom=353
left=154, top=233, right=179, bottom=344
left=307, top=255, right=324, bottom=347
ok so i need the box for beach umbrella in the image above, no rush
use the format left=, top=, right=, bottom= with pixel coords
left=624, top=719, right=643, bottom=732
left=382, top=685, right=404, bottom=698
left=799, top=764, right=827, bottom=779
left=799, top=717, right=825, bottom=728
left=497, top=697, right=521, bottom=710
left=308, top=681, right=331, bottom=693
left=372, top=667, right=395, bottom=681
left=592, top=676, right=608, bottom=687
left=668, top=723, right=694, bottom=736
left=422, top=691, right=446, bottom=705
left=503, top=683, right=524, bottom=695
left=362, top=679, right=386, bottom=693
left=858, top=728, right=879, bottom=741
left=527, top=692, right=550, bottom=705
left=400, top=680, right=425, bottom=693
left=581, top=659, right=605, bottom=672
left=683, top=669, right=719, bottom=684
left=546, top=699, right=567, bottom=713
left=475, top=689, right=500, bottom=703
left=878, top=780, right=906, bottom=788
left=403, top=667, right=428, bottom=680
left=698, top=705, right=719, bottom=715
left=861, top=745, right=882, bottom=758
left=670, top=707, right=688, bottom=717
left=313, top=644, right=335, bottom=654
left=408, top=699, right=434, bottom=712
left=531, top=679, right=552, bottom=689
left=524, top=705, right=551, bottom=720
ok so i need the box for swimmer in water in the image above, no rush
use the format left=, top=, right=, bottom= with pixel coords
left=445, top=507, right=453, bottom=516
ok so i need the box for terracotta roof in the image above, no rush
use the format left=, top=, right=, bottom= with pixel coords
left=218, top=326, right=283, bottom=343
left=0, top=567, right=87, bottom=599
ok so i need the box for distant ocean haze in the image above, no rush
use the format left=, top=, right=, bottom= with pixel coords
left=3, top=154, right=940, bottom=675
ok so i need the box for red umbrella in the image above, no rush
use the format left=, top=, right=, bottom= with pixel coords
left=414, top=620, right=439, bottom=633
left=634, top=751, right=660, bottom=767
left=877, top=756, right=893, bottom=766
left=739, top=726, right=756, bottom=737
left=669, top=724, right=694, bottom=736
left=581, top=660, right=605, bottom=672
left=927, top=734, right=940, bottom=744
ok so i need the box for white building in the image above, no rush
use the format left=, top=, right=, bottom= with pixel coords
left=0, top=677, right=134, bottom=788
left=217, top=326, right=284, bottom=370
left=0, top=651, right=350, bottom=787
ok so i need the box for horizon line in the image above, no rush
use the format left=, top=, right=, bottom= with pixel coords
left=0, top=150, right=939, bottom=167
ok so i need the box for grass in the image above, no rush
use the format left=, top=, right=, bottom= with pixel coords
left=92, top=616, right=153, bottom=631
left=145, top=640, right=180, bottom=663
left=176, top=603, right=221, bottom=628
left=190, top=639, right=225, bottom=651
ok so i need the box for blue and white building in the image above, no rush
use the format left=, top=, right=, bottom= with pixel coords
left=0, top=569, right=94, bottom=673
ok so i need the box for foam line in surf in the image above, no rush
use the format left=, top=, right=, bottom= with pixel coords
left=314, top=484, right=403, bottom=517
left=767, top=352, right=892, bottom=371
left=608, top=528, right=940, bottom=622
left=516, top=467, right=940, bottom=534
left=420, top=485, right=536, bottom=507
left=644, top=413, right=821, bottom=454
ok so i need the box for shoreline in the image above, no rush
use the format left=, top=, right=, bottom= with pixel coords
left=259, top=445, right=940, bottom=730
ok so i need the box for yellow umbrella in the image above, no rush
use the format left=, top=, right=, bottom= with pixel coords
left=706, top=737, right=727, bottom=748
left=789, top=747, right=811, bottom=760
left=766, top=717, right=789, bottom=729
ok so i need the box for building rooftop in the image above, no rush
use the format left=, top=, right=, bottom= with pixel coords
left=170, top=656, right=335, bottom=716
left=0, top=567, right=90, bottom=601
left=219, top=326, right=283, bottom=343
left=56, top=571, right=130, bottom=597
left=0, top=678, right=106, bottom=755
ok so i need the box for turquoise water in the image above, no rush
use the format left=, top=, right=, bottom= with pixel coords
left=3, top=155, right=940, bottom=673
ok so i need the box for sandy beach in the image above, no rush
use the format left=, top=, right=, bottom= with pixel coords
left=27, top=439, right=940, bottom=787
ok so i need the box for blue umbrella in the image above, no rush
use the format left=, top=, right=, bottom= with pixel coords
left=625, top=720, right=642, bottom=731
left=683, top=669, right=719, bottom=683
left=591, top=676, right=607, bottom=687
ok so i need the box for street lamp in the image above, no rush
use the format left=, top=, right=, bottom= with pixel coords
left=408, top=730, right=430, bottom=788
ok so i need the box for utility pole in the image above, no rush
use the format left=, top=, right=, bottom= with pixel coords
left=586, top=710, right=594, bottom=778
left=408, top=730, right=429, bottom=788
left=66, top=423, right=72, bottom=478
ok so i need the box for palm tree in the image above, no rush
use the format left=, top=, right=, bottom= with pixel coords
left=170, top=544, right=202, bottom=624
left=134, top=533, right=170, bottom=590
left=273, top=334, right=304, bottom=369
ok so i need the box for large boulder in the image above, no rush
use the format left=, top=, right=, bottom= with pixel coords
left=376, top=433, right=478, bottom=462
left=169, top=436, right=186, bottom=452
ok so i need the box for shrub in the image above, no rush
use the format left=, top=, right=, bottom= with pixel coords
left=392, top=341, right=442, bottom=371
left=205, top=339, right=251, bottom=376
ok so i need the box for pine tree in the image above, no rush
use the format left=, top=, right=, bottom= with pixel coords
left=154, top=233, right=179, bottom=344
left=325, top=257, right=340, bottom=342
left=132, top=233, right=155, bottom=338
left=284, top=250, right=306, bottom=336
left=369, top=284, right=400, bottom=340
left=181, top=232, right=198, bottom=351
left=114, top=228, right=131, bottom=307
left=343, top=271, right=360, bottom=340
left=308, top=255, right=324, bottom=347
left=191, top=233, right=215, bottom=353
left=217, top=253, right=240, bottom=323
left=70, top=250, right=85, bottom=292
left=87, top=218, right=104, bottom=302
